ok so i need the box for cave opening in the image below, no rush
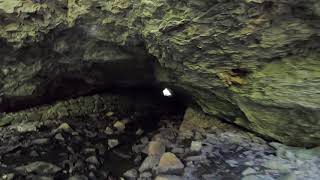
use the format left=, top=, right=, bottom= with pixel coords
left=0, top=80, right=193, bottom=179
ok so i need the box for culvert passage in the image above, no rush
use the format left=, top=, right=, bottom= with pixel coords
left=0, top=87, right=189, bottom=179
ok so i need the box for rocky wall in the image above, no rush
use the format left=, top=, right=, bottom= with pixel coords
left=0, top=0, right=320, bottom=146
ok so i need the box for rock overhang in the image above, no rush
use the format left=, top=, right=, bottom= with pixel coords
left=0, top=0, right=320, bottom=146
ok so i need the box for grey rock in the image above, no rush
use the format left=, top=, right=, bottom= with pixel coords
left=262, top=160, right=292, bottom=173
left=190, top=141, right=202, bottom=152
left=88, top=172, right=97, bottom=179
left=244, top=161, right=255, bottom=166
left=139, top=172, right=152, bottom=178
left=1, top=173, right=15, bottom=180
left=171, top=148, right=184, bottom=154
left=123, top=169, right=138, bottom=180
left=185, top=155, right=207, bottom=162
left=83, top=148, right=96, bottom=154
left=132, top=144, right=146, bottom=153
left=54, top=133, right=65, bottom=141
left=96, top=144, right=106, bottom=155
left=139, top=156, right=160, bottom=172
left=85, top=156, right=100, bottom=166
left=155, top=175, right=183, bottom=180
left=140, top=137, right=149, bottom=145
left=242, top=167, right=257, bottom=176
left=74, top=160, right=85, bottom=170
left=104, top=127, right=114, bottom=135
left=32, top=138, right=50, bottom=145
left=134, top=155, right=142, bottom=165
left=108, top=139, right=119, bottom=149
left=157, top=153, right=184, bottom=175
left=242, top=175, right=276, bottom=180
left=15, top=161, right=61, bottom=175
left=106, top=112, right=114, bottom=117
left=30, top=150, right=39, bottom=157
left=13, top=122, right=38, bottom=133
left=279, top=173, right=297, bottom=180
left=68, top=175, right=89, bottom=180
left=136, top=129, right=144, bottom=136
left=226, top=160, right=239, bottom=167
left=39, top=176, right=54, bottom=180
left=148, top=141, right=165, bottom=156
left=113, top=121, right=125, bottom=132
left=56, top=123, right=73, bottom=133
left=88, top=164, right=97, bottom=171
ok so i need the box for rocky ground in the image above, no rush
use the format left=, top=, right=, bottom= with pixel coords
left=0, top=105, right=320, bottom=180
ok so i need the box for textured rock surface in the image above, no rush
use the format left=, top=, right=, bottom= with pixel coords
left=0, top=92, right=173, bottom=126
left=0, top=0, right=320, bottom=146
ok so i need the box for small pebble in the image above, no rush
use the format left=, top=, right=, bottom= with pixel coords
left=108, top=139, right=120, bottom=149
left=104, top=127, right=114, bottom=135
left=136, top=129, right=144, bottom=136
left=106, top=112, right=114, bottom=117
left=85, top=156, right=100, bottom=166
left=123, top=169, right=138, bottom=180
left=114, top=121, right=125, bottom=132
left=190, top=141, right=202, bottom=152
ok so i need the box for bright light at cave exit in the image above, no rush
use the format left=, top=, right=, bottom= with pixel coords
left=162, top=88, right=173, bottom=97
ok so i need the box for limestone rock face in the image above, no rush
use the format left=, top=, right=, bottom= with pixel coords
left=0, top=0, right=320, bottom=146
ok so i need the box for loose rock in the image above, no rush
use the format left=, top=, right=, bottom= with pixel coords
left=190, top=141, right=202, bottom=152
left=123, top=169, right=139, bottom=180
left=148, top=141, right=166, bottom=156
left=114, top=121, right=125, bottom=132
left=85, top=156, right=100, bottom=166
left=155, top=175, right=183, bottom=180
left=242, top=167, right=257, bottom=176
left=14, top=122, right=38, bottom=133
left=157, top=153, right=184, bottom=175
left=106, top=112, right=114, bottom=117
left=56, top=123, right=73, bottom=133
left=108, top=139, right=120, bottom=149
left=139, top=156, right=160, bottom=172
left=55, top=133, right=65, bottom=141
left=1, top=174, right=15, bottom=180
left=104, top=127, right=114, bottom=135
left=32, top=138, right=50, bottom=145
left=136, top=129, right=144, bottom=136
left=139, top=172, right=152, bottom=179
left=15, top=161, right=61, bottom=175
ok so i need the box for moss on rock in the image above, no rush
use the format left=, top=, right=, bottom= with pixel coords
left=0, top=0, right=320, bottom=146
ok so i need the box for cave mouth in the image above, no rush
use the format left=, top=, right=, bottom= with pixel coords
left=0, top=85, right=190, bottom=179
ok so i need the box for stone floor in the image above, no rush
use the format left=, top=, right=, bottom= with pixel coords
left=0, top=106, right=320, bottom=180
